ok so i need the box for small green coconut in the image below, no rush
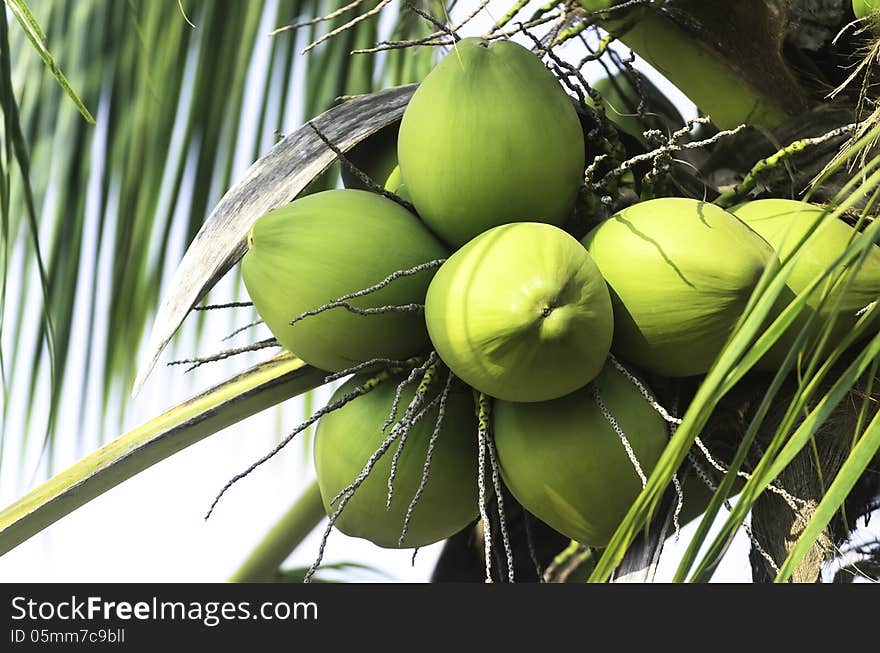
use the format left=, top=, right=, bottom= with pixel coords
left=340, top=122, right=401, bottom=192
left=425, top=222, right=613, bottom=402
left=854, top=0, right=880, bottom=19
left=397, top=37, right=585, bottom=247
left=582, top=198, right=774, bottom=377
left=382, top=165, right=410, bottom=202
left=242, top=189, right=448, bottom=371
left=314, top=372, right=479, bottom=548
left=494, top=364, right=667, bottom=547
left=732, top=198, right=880, bottom=369
left=591, top=72, right=684, bottom=145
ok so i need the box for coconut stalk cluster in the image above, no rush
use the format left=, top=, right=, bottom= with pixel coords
left=231, top=33, right=880, bottom=580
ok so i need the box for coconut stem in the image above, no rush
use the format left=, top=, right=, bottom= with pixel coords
left=543, top=540, right=588, bottom=583
left=664, top=391, right=685, bottom=542
left=714, top=122, right=859, bottom=209
left=403, top=1, right=459, bottom=42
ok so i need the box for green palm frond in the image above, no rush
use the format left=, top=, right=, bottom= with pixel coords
left=0, top=353, right=326, bottom=556
left=1, top=0, right=431, bottom=470
left=3, top=0, right=94, bottom=123
left=1, top=5, right=57, bottom=468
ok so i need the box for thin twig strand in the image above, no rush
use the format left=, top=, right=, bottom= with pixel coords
left=222, top=319, right=263, bottom=342
left=270, top=0, right=366, bottom=36
left=193, top=301, right=253, bottom=311
left=168, top=338, right=279, bottom=373
left=289, top=259, right=445, bottom=327
left=687, top=453, right=781, bottom=574
left=476, top=392, right=494, bottom=583
left=610, top=354, right=809, bottom=518
left=205, top=369, right=396, bottom=521
left=383, top=353, right=438, bottom=433
left=592, top=383, right=647, bottom=487
left=304, top=392, right=442, bottom=583
left=307, top=122, right=416, bottom=211
left=522, top=510, right=545, bottom=582
left=398, top=370, right=455, bottom=545
left=301, top=0, right=394, bottom=54
left=587, top=121, right=748, bottom=189
left=486, top=428, right=515, bottom=583
left=384, top=358, right=441, bottom=508
left=322, top=356, right=421, bottom=384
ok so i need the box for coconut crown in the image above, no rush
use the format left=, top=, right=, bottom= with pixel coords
left=397, top=37, right=585, bottom=247
left=242, top=189, right=448, bottom=371
left=494, top=363, right=668, bottom=547
left=314, top=371, right=479, bottom=549
left=582, top=197, right=775, bottom=377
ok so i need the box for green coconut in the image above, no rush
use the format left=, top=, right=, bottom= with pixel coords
left=314, top=372, right=479, bottom=548
left=425, top=222, right=613, bottom=403
left=340, top=122, right=401, bottom=192
left=731, top=198, right=880, bottom=369
left=591, top=72, right=684, bottom=145
left=578, top=2, right=792, bottom=130
left=382, top=165, right=411, bottom=202
left=242, top=189, right=448, bottom=371
left=854, top=0, right=880, bottom=19
left=582, top=198, right=774, bottom=377
left=494, top=364, right=667, bottom=547
left=397, top=37, right=585, bottom=247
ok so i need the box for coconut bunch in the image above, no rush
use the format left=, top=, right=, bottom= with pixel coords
left=237, top=35, right=880, bottom=568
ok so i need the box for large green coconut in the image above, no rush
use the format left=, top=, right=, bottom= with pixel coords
left=494, top=364, right=668, bottom=547
left=397, top=37, right=585, bottom=247
left=314, top=372, right=479, bottom=548
left=242, top=189, right=448, bottom=371
left=582, top=198, right=774, bottom=377
left=425, top=222, right=613, bottom=402
left=732, top=198, right=880, bottom=369
left=340, top=122, right=401, bottom=192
